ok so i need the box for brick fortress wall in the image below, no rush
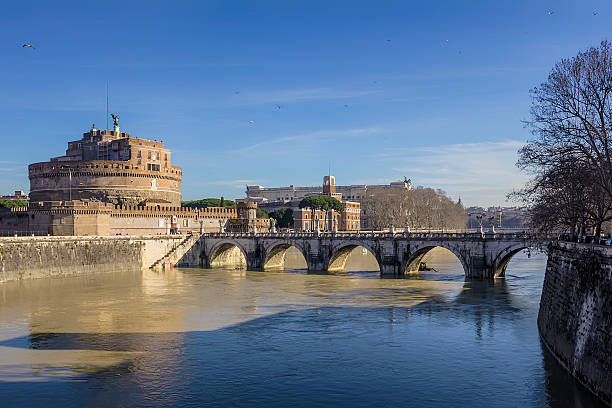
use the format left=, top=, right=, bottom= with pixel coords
left=29, top=160, right=182, bottom=207
left=0, top=203, right=239, bottom=236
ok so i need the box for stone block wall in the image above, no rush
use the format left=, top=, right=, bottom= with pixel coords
left=0, top=235, right=185, bottom=282
left=538, top=242, right=612, bottom=405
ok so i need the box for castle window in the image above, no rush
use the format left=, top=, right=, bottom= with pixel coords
left=137, top=151, right=141, bottom=158
left=138, top=159, right=141, bottom=165
left=148, top=151, right=151, bottom=159
left=164, top=154, right=167, bottom=161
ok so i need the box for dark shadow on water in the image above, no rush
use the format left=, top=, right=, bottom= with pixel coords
left=0, top=303, right=606, bottom=408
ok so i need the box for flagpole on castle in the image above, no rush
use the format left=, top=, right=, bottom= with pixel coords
left=69, top=169, right=72, bottom=202
left=106, top=81, right=109, bottom=131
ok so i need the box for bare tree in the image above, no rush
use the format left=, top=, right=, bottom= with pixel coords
left=361, top=187, right=466, bottom=231
left=515, top=40, right=612, bottom=239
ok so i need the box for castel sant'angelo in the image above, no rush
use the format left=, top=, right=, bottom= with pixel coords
left=0, top=117, right=270, bottom=236
left=29, top=120, right=182, bottom=206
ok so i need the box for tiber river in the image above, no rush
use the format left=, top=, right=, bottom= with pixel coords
left=0, top=247, right=606, bottom=407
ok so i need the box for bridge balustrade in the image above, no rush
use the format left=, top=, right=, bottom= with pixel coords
left=203, top=231, right=530, bottom=241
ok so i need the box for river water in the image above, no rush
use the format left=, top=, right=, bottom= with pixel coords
left=0, top=248, right=605, bottom=407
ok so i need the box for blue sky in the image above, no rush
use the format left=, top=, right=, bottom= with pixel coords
left=1, top=1, right=610, bottom=206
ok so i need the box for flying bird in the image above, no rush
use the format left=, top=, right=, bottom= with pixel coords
left=275, top=105, right=281, bottom=110
left=546, top=10, right=554, bottom=15
left=344, top=104, right=348, bottom=108
left=386, top=39, right=391, bottom=43
left=234, top=91, right=240, bottom=95
left=593, top=11, right=598, bottom=16
left=248, top=120, right=254, bottom=124
left=22, top=43, right=35, bottom=49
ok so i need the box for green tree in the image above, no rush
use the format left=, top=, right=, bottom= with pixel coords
left=0, top=199, right=28, bottom=209
left=182, top=198, right=237, bottom=209
left=256, top=208, right=269, bottom=219
left=269, top=207, right=295, bottom=229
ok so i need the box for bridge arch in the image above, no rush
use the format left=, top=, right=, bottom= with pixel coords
left=491, top=244, right=531, bottom=278
left=208, top=240, right=248, bottom=269
left=328, top=243, right=381, bottom=273
left=263, top=242, right=309, bottom=270
left=404, top=244, right=469, bottom=276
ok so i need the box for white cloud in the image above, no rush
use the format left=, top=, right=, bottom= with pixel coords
left=387, top=140, right=529, bottom=206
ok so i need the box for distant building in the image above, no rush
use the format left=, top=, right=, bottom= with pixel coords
left=293, top=203, right=361, bottom=232
left=245, top=176, right=409, bottom=229
left=246, top=177, right=410, bottom=203
left=466, top=206, right=529, bottom=230
left=0, top=190, right=28, bottom=201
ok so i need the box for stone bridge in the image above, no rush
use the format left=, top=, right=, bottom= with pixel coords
left=172, top=231, right=533, bottom=279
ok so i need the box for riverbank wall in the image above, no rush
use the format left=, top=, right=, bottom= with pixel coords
left=538, top=242, right=612, bottom=406
left=0, top=235, right=185, bottom=282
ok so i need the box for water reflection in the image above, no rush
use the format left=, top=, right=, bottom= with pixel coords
left=0, top=249, right=605, bottom=407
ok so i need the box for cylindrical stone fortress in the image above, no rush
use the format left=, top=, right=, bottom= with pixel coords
left=28, top=125, right=182, bottom=206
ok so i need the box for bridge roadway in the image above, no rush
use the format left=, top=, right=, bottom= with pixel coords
left=170, top=231, right=533, bottom=279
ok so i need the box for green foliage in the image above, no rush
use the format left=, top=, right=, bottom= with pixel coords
left=182, top=198, right=236, bottom=209
left=0, top=199, right=28, bottom=209
left=256, top=208, right=269, bottom=219
left=298, top=195, right=344, bottom=212
left=269, top=207, right=295, bottom=228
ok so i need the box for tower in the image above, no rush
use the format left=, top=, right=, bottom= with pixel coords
left=323, top=175, right=336, bottom=195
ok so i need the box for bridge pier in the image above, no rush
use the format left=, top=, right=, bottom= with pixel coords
left=380, top=263, right=402, bottom=276
left=465, top=264, right=493, bottom=279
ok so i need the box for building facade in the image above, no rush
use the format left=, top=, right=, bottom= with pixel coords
left=246, top=177, right=410, bottom=203
left=0, top=190, right=29, bottom=201
left=246, top=176, right=409, bottom=229
left=288, top=176, right=361, bottom=232
left=29, top=124, right=182, bottom=206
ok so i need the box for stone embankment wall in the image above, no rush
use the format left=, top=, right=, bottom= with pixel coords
left=538, top=242, right=612, bottom=406
left=0, top=235, right=185, bottom=282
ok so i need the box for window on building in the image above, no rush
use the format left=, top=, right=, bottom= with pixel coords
left=137, top=150, right=141, bottom=158
left=137, top=159, right=141, bottom=165
left=147, top=163, right=161, bottom=171
left=164, top=153, right=167, bottom=161
left=183, top=219, right=188, bottom=227
left=148, top=151, right=151, bottom=159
